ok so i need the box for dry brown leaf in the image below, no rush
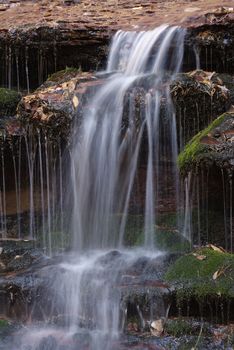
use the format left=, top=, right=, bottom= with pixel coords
left=192, top=253, right=207, bottom=260
left=197, top=255, right=206, bottom=261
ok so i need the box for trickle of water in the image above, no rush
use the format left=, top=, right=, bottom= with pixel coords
left=8, top=45, right=12, bottom=89
left=0, top=140, right=7, bottom=236
left=45, top=135, right=52, bottom=256
left=15, top=48, right=20, bottom=92
left=25, top=47, right=30, bottom=93
left=38, top=130, right=46, bottom=248
left=183, top=171, right=192, bottom=242
left=11, top=140, right=21, bottom=237
left=25, top=132, right=36, bottom=239
left=193, top=45, right=201, bottom=70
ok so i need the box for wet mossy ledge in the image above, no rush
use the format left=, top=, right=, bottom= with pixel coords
left=178, top=111, right=234, bottom=175
left=165, top=246, right=234, bottom=316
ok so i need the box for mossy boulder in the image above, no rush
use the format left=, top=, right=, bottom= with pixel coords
left=165, top=246, right=234, bottom=301
left=178, top=111, right=234, bottom=174
left=0, top=88, right=21, bottom=117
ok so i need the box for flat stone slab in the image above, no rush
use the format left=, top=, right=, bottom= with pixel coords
left=0, top=0, right=233, bottom=43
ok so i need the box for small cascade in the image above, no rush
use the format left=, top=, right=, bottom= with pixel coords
left=56, top=25, right=187, bottom=349
left=71, top=25, right=185, bottom=251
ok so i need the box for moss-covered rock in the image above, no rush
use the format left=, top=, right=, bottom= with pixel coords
left=0, top=88, right=21, bottom=117
left=45, top=67, right=81, bottom=86
left=178, top=111, right=234, bottom=174
left=165, top=246, right=234, bottom=300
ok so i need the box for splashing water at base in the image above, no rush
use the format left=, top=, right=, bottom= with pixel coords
left=6, top=248, right=165, bottom=350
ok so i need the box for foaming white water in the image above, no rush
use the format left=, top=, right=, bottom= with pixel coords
left=8, top=248, right=165, bottom=350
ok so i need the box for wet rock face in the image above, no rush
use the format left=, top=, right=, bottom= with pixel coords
left=0, top=239, right=42, bottom=273
left=186, top=10, right=234, bottom=74
left=178, top=112, right=234, bottom=250
left=16, top=71, right=101, bottom=141
left=0, top=240, right=62, bottom=321
left=171, top=70, right=231, bottom=146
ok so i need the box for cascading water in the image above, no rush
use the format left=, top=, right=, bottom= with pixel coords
left=71, top=24, right=185, bottom=250
left=4, top=25, right=186, bottom=350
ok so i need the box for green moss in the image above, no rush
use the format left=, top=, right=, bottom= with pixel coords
left=47, top=67, right=81, bottom=83
left=165, top=318, right=193, bottom=337
left=165, top=247, right=234, bottom=299
left=0, top=319, right=9, bottom=328
left=0, top=88, right=21, bottom=117
left=177, top=113, right=227, bottom=173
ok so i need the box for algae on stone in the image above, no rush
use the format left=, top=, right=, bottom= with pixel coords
left=177, top=112, right=231, bottom=174
left=47, top=67, right=81, bottom=84
left=0, top=88, right=21, bottom=117
left=165, top=247, right=234, bottom=300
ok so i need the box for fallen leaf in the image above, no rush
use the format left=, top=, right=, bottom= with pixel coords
left=150, top=319, right=164, bottom=337
left=192, top=253, right=207, bottom=260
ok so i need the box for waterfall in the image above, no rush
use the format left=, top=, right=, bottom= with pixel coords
left=70, top=25, right=185, bottom=251
left=5, top=25, right=187, bottom=350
